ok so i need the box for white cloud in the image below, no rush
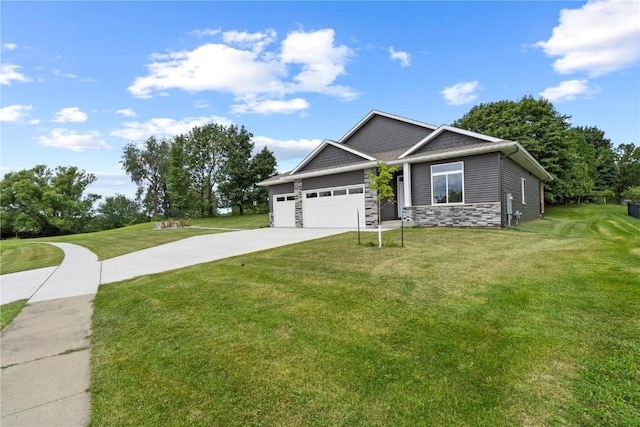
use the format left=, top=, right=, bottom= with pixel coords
left=280, top=28, right=354, bottom=98
left=128, top=28, right=356, bottom=111
left=223, top=29, right=277, bottom=53
left=440, top=81, right=480, bottom=105
left=190, top=28, right=221, bottom=37
left=539, top=79, right=598, bottom=102
left=116, top=108, right=137, bottom=118
left=111, top=115, right=233, bottom=141
left=53, top=107, right=88, bottom=123
left=534, top=0, right=640, bottom=76
left=2, top=43, right=18, bottom=51
left=389, top=46, right=411, bottom=67
left=29, top=119, right=41, bottom=125
left=52, top=68, right=78, bottom=79
left=36, top=129, right=112, bottom=152
left=231, top=97, right=310, bottom=114
left=0, top=104, right=33, bottom=122
left=0, top=64, right=31, bottom=85
left=252, top=136, right=321, bottom=162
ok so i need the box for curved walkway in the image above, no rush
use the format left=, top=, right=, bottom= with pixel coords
left=0, top=227, right=346, bottom=426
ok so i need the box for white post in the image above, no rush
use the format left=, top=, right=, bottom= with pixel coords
left=378, top=224, right=382, bottom=248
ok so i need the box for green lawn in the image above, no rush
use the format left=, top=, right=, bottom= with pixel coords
left=0, top=214, right=268, bottom=274
left=0, top=241, right=64, bottom=275
left=91, top=205, right=640, bottom=426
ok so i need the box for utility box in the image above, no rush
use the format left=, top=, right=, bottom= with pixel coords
left=506, top=193, right=513, bottom=225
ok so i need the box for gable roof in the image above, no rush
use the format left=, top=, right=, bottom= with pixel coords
left=289, top=139, right=375, bottom=175
left=338, top=110, right=438, bottom=143
left=258, top=111, right=552, bottom=186
left=399, top=125, right=503, bottom=158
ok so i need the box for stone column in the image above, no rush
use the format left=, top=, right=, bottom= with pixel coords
left=364, top=169, right=378, bottom=229
left=294, top=179, right=303, bottom=228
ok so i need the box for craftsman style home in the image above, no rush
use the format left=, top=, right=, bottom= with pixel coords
left=259, top=111, right=551, bottom=228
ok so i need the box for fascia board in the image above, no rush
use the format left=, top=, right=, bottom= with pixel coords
left=261, top=161, right=379, bottom=185
left=394, top=141, right=552, bottom=181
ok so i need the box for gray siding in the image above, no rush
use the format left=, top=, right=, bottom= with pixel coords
left=465, top=153, right=501, bottom=203
left=343, top=115, right=433, bottom=155
left=502, top=157, right=542, bottom=222
left=410, top=154, right=501, bottom=206
left=380, top=175, right=399, bottom=221
left=299, top=144, right=366, bottom=173
left=413, top=130, right=486, bottom=155
left=302, top=170, right=364, bottom=191
left=268, top=182, right=294, bottom=212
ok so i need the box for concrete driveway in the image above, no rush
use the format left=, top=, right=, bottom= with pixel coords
left=1, top=227, right=348, bottom=426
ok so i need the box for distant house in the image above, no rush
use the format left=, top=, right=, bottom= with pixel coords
left=259, top=110, right=551, bottom=228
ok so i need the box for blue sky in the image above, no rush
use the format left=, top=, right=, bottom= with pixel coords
left=2, top=0, right=639, bottom=199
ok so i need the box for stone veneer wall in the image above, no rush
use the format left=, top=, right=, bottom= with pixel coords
left=364, top=168, right=378, bottom=228
left=294, top=179, right=303, bottom=228
left=403, top=203, right=502, bottom=227
left=268, top=212, right=274, bottom=227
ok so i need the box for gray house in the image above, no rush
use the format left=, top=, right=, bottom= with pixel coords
left=259, top=110, right=551, bottom=228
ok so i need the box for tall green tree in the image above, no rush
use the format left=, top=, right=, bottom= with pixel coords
left=182, top=124, right=228, bottom=217
left=166, top=135, right=194, bottom=217
left=95, top=194, right=144, bottom=230
left=615, top=143, right=640, bottom=197
left=121, top=136, right=171, bottom=218
left=453, top=95, right=595, bottom=204
left=250, top=147, right=278, bottom=212
left=218, top=125, right=255, bottom=215
left=0, top=165, right=99, bottom=237
left=572, top=126, right=619, bottom=195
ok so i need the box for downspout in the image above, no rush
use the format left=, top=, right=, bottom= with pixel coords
left=500, top=146, right=520, bottom=227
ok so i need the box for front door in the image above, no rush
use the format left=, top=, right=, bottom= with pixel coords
left=397, top=175, right=404, bottom=218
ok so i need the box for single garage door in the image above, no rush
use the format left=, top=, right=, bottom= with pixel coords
left=273, top=194, right=295, bottom=227
left=303, top=186, right=366, bottom=228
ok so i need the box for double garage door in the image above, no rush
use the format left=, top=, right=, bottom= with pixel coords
left=273, top=185, right=366, bottom=228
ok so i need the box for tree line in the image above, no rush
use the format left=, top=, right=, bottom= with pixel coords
left=453, top=96, right=639, bottom=204
left=121, top=123, right=277, bottom=218
left=1, top=123, right=277, bottom=238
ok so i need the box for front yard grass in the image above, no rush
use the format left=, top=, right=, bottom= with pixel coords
left=91, top=205, right=639, bottom=426
left=0, top=241, right=64, bottom=275
left=0, top=212, right=267, bottom=271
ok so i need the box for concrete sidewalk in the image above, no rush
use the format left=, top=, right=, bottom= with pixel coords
left=1, top=295, right=92, bottom=426
left=0, top=227, right=347, bottom=426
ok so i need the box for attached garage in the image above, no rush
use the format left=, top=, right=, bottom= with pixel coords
left=272, top=194, right=295, bottom=227
left=302, top=186, right=366, bottom=228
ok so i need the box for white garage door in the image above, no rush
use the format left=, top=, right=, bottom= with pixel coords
left=303, top=186, right=366, bottom=228
left=273, top=194, right=295, bottom=227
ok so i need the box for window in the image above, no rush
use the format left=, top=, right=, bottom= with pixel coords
left=306, top=192, right=317, bottom=198
left=521, top=178, right=527, bottom=204
left=349, top=187, right=364, bottom=194
left=319, top=191, right=332, bottom=197
left=276, top=196, right=285, bottom=202
left=431, top=162, right=464, bottom=204
left=286, top=195, right=295, bottom=201
left=333, top=189, right=347, bottom=196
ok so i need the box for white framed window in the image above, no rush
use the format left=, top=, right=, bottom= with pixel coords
left=521, top=178, right=527, bottom=204
left=431, top=161, right=464, bottom=204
